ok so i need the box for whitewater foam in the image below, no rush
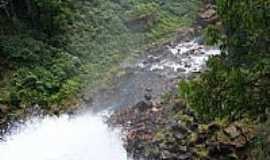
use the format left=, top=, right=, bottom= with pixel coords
left=0, top=113, right=128, bottom=160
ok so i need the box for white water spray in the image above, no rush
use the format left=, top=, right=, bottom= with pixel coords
left=0, top=39, right=220, bottom=160
left=0, top=113, right=128, bottom=160
left=137, top=39, right=220, bottom=75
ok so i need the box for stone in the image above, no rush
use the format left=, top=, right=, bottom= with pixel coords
left=174, top=132, right=185, bottom=140
left=145, top=88, right=153, bottom=92
left=0, top=104, right=8, bottom=113
left=178, top=152, right=192, bottom=160
left=184, top=63, right=191, bottom=68
left=178, top=145, right=188, bottom=152
left=135, top=101, right=152, bottom=112
left=177, top=68, right=186, bottom=72
left=224, top=125, right=240, bottom=139
left=176, top=27, right=195, bottom=42
left=200, top=8, right=216, bottom=19
left=190, top=123, right=199, bottom=131
left=144, top=93, right=152, bottom=101
left=219, top=143, right=235, bottom=154
left=81, top=95, right=93, bottom=104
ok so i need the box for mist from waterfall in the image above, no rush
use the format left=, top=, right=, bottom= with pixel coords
left=0, top=113, right=128, bottom=160
left=0, top=38, right=220, bottom=160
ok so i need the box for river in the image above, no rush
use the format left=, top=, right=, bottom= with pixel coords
left=0, top=39, right=220, bottom=160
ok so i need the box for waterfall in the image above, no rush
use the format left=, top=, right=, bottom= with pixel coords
left=0, top=38, right=220, bottom=160
left=0, top=113, right=128, bottom=160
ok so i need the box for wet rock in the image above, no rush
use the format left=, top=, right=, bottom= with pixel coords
left=147, top=56, right=160, bottom=63
left=145, top=88, right=153, bottom=92
left=177, top=68, right=186, bottom=72
left=144, top=94, right=152, bottom=101
left=81, top=95, right=93, bottom=104
left=135, top=101, right=153, bottom=112
left=178, top=145, right=188, bottom=152
left=178, top=152, right=192, bottom=160
left=161, top=150, right=175, bottom=159
left=184, top=63, right=191, bottom=68
left=174, top=132, right=185, bottom=140
left=108, top=83, right=254, bottom=160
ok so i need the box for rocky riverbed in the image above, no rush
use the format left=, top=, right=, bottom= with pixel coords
left=1, top=2, right=257, bottom=160
left=85, top=37, right=220, bottom=113
left=109, top=95, right=256, bottom=160
left=105, top=3, right=256, bottom=159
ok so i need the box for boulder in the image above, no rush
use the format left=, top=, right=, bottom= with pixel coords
left=0, top=104, right=8, bottom=114
left=224, top=125, right=241, bottom=139
left=134, top=101, right=153, bottom=112
left=176, top=27, right=195, bottom=42
left=81, top=95, right=93, bottom=104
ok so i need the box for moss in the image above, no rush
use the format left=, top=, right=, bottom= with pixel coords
left=194, top=144, right=209, bottom=158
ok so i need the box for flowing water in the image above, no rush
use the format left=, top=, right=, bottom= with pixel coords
left=0, top=39, right=220, bottom=160
left=0, top=113, right=128, bottom=160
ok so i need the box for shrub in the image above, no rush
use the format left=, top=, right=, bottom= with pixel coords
left=8, top=52, right=81, bottom=106
left=178, top=0, right=270, bottom=121
left=179, top=57, right=270, bottom=120
left=0, top=35, right=54, bottom=67
left=249, top=120, right=270, bottom=160
left=126, top=2, right=160, bottom=30
left=202, top=25, right=223, bottom=45
left=215, top=0, right=270, bottom=66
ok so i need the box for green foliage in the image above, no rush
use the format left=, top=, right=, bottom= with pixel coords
left=68, top=0, right=200, bottom=90
left=0, top=35, right=81, bottom=107
left=127, top=2, right=160, bottom=18
left=33, top=0, right=74, bottom=35
left=0, top=0, right=200, bottom=110
left=251, top=120, right=270, bottom=160
left=0, top=35, right=54, bottom=66
left=0, top=0, right=80, bottom=108
left=179, top=0, right=270, bottom=120
left=215, top=0, right=270, bottom=66
left=127, top=2, right=160, bottom=30
left=203, top=25, right=223, bottom=45
left=179, top=57, right=270, bottom=120
left=9, top=54, right=80, bottom=106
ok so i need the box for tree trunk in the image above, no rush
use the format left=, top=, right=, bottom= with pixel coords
left=25, top=0, right=36, bottom=28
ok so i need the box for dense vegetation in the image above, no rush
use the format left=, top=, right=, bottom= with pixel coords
left=0, top=0, right=80, bottom=109
left=0, top=0, right=200, bottom=112
left=0, top=0, right=269, bottom=159
left=180, top=0, right=270, bottom=120
left=179, top=0, right=270, bottom=157
left=69, top=0, right=200, bottom=92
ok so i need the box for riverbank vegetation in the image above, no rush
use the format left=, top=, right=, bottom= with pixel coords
left=0, top=0, right=200, bottom=125
left=178, top=0, right=270, bottom=158
left=111, top=1, right=270, bottom=159
left=180, top=0, right=270, bottom=120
